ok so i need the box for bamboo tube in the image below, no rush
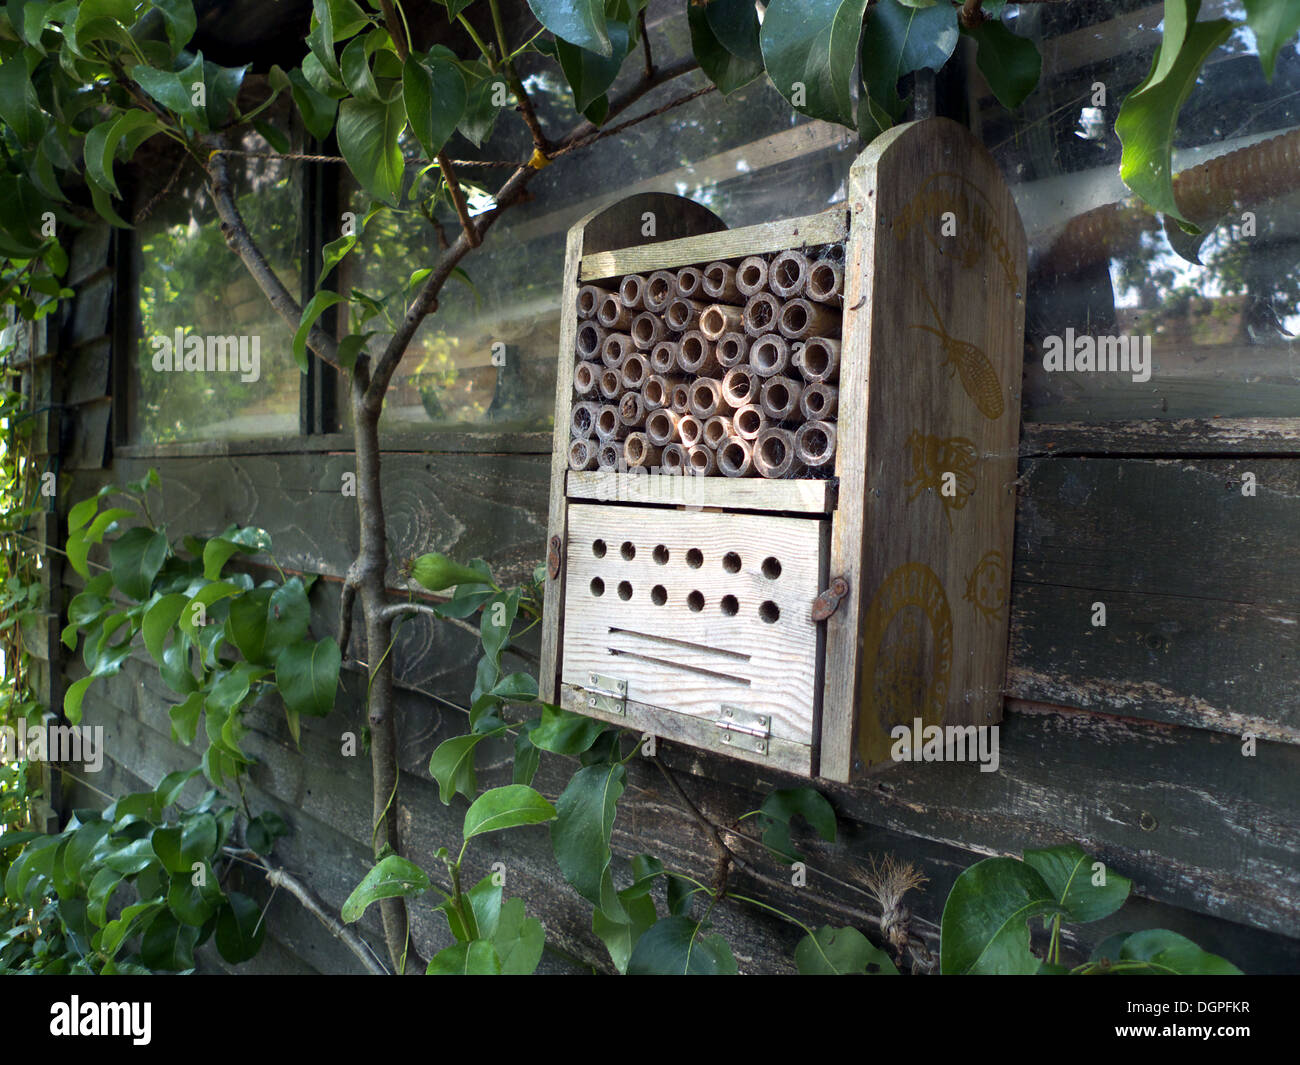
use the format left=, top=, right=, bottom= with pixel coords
left=795, top=421, right=837, bottom=469
left=778, top=297, right=840, bottom=340
left=754, top=427, right=804, bottom=478
left=645, top=407, right=679, bottom=447
left=644, top=270, right=676, bottom=312
left=793, top=335, right=840, bottom=382
left=650, top=339, right=679, bottom=374
left=677, top=413, right=704, bottom=449
left=716, top=332, right=750, bottom=369
left=702, top=415, right=732, bottom=449
left=688, top=378, right=731, bottom=420
left=699, top=303, right=744, bottom=341
left=598, top=370, right=623, bottom=402
left=749, top=333, right=791, bottom=377
left=597, top=441, right=622, bottom=471
left=624, top=431, right=660, bottom=468
left=621, top=352, right=650, bottom=390
left=721, top=365, right=760, bottom=409
left=619, top=274, right=647, bottom=309
left=595, top=403, right=627, bottom=440
left=619, top=389, right=647, bottom=428
left=702, top=261, right=743, bottom=304
left=666, top=297, right=709, bottom=332
left=643, top=373, right=683, bottom=410
left=577, top=284, right=611, bottom=319
left=569, top=437, right=598, bottom=471
left=631, top=311, right=666, bottom=350
left=676, top=331, right=718, bottom=376
left=736, top=255, right=769, bottom=297
left=743, top=292, right=781, bottom=337
left=571, top=400, right=600, bottom=439
left=799, top=381, right=838, bottom=420
left=806, top=259, right=843, bottom=305
left=718, top=437, right=754, bottom=477
left=687, top=444, right=717, bottom=476
left=732, top=403, right=767, bottom=441
left=674, top=266, right=705, bottom=299
left=601, top=332, right=634, bottom=369
left=597, top=292, right=633, bottom=330
left=670, top=384, right=691, bottom=414
left=576, top=320, right=607, bottom=360
left=660, top=443, right=689, bottom=474
left=769, top=250, right=810, bottom=298
left=759, top=376, right=801, bottom=422
left=573, top=361, right=598, bottom=398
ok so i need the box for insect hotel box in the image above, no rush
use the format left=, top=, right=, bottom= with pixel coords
left=539, top=118, right=1027, bottom=781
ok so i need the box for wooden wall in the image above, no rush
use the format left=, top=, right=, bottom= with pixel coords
left=55, top=407, right=1300, bottom=972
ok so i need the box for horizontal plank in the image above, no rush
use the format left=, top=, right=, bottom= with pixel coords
left=1021, top=417, right=1300, bottom=457
left=567, top=469, right=834, bottom=513
left=114, top=430, right=554, bottom=460
left=579, top=209, right=848, bottom=281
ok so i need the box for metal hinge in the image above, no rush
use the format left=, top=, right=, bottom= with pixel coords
left=717, top=705, right=770, bottom=756
left=811, top=576, right=849, bottom=621
left=584, top=672, right=627, bottom=716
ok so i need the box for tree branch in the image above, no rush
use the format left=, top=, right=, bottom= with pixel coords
left=437, top=153, right=483, bottom=248
left=651, top=755, right=749, bottom=873
left=488, top=0, right=551, bottom=154
left=639, top=9, right=653, bottom=77
left=207, top=146, right=341, bottom=370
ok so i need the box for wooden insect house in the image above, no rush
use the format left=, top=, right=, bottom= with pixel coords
left=539, top=118, right=1028, bottom=781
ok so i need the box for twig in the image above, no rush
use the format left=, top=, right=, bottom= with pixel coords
left=639, top=9, right=653, bottom=78
left=489, top=0, right=551, bottom=154
left=338, top=574, right=359, bottom=660
left=651, top=755, right=748, bottom=873
left=959, top=0, right=986, bottom=28
left=376, top=600, right=540, bottom=665
left=437, top=153, right=482, bottom=248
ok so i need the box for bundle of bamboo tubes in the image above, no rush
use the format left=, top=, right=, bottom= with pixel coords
left=570, top=244, right=844, bottom=478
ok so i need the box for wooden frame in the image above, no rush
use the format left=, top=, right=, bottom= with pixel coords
left=541, top=118, right=1028, bottom=782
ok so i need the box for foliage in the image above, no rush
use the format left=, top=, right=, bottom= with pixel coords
left=0, top=769, right=278, bottom=973
left=939, top=843, right=1242, bottom=974
left=63, top=472, right=341, bottom=785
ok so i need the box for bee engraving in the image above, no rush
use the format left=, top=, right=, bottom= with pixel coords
left=911, top=285, right=1005, bottom=420
left=904, top=431, right=977, bottom=531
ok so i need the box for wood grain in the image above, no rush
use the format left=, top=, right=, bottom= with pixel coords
left=566, top=469, right=833, bottom=513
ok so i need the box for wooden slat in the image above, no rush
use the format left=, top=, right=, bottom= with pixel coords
left=1020, top=417, right=1300, bottom=457
left=579, top=209, right=847, bottom=281
left=566, top=470, right=833, bottom=514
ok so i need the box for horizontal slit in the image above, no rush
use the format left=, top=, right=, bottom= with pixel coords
left=608, top=648, right=751, bottom=685
left=608, top=627, right=751, bottom=661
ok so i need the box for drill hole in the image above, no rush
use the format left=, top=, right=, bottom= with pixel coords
left=720, top=595, right=739, bottom=616
left=592, top=539, right=607, bottom=557
left=686, top=548, right=703, bottom=569
left=722, top=551, right=742, bottom=574
left=762, top=557, right=782, bottom=579
left=759, top=600, right=780, bottom=624
left=653, top=544, right=669, bottom=565
left=590, top=578, right=605, bottom=596
left=620, top=541, right=636, bottom=560
left=651, top=584, right=667, bottom=606
left=618, top=581, right=633, bottom=601
left=687, top=590, right=705, bottom=612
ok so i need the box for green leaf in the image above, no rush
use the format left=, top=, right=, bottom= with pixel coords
left=142, top=593, right=188, bottom=663
left=337, top=95, right=407, bottom=206
left=402, top=52, right=466, bottom=160
left=456, top=70, right=504, bottom=147
left=758, top=786, right=837, bottom=863
left=513, top=726, right=541, bottom=786
left=760, top=0, right=871, bottom=125
left=1244, top=0, right=1300, bottom=81
left=130, top=52, right=205, bottom=129
left=556, top=21, right=630, bottom=115
left=426, top=938, right=501, bottom=974
left=0, top=52, right=45, bottom=145
left=429, top=731, right=493, bottom=804
left=688, top=1, right=763, bottom=95
left=152, top=812, right=217, bottom=874
left=342, top=855, right=430, bottom=922
left=68, top=494, right=101, bottom=533
left=1114, top=928, right=1243, bottom=974
left=552, top=763, right=624, bottom=916
left=1115, top=0, right=1233, bottom=228
left=410, top=551, right=492, bottom=592
left=97, top=898, right=164, bottom=959
left=140, top=910, right=200, bottom=970
left=492, top=897, right=545, bottom=974
left=108, top=526, right=168, bottom=600
left=293, top=289, right=345, bottom=373
left=215, top=891, right=266, bottom=963
left=275, top=637, right=341, bottom=718
left=795, top=925, right=899, bottom=974
left=526, top=0, right=610, bottom=56
left=939, top=857, right=1066, bottom=974
left=340, top=33, right=380, bottom=101
left=437, top=0, right=477, bottom=17
left=153, top=0, right=197, bottom=55
left=627, top=916, right=738, bottom=975
left=1022, top=844, right=1131, bottom=924
left=859, top=0, right=959, bottom=138
left=463, top=785, right=557, bottom=840
left=530, top=702, right=606, bottom=754
left=245, top=811, right=289, bottom=856
left=288, top=67, right=339, bottom=140
left=962, top=15, right=1040, bottom=110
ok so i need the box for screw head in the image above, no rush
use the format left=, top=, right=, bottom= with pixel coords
left=589, top=673, right=598, bottom=685
left=587, top=697, right=597, bottom=708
